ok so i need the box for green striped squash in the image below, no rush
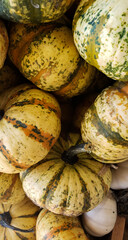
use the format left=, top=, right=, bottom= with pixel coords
left=0, top=83, right=61, bottom=173
left=0, top=196, right=40, bottom=240
left=81, top=81, right=128, bottom=163
left=20, top=133, right=112, bottom=217
left=73, top=0, right=128, bottom=81
left=8, top=21, right=96, bottom=98
left=36, top=209, right=89, bottom=240
left=0, top=173, right=25, bottom=205
left=0, top=20, right=9, bottom=69
left=0, top=0, right=75, bottom=24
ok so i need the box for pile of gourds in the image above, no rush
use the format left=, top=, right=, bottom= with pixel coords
left=0, top=0, right=127, bottom=239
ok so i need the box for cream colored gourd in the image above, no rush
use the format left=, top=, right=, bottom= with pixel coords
left=81, top=191, right=117, bottom=237
left=111, top=160, right=128, bottom=190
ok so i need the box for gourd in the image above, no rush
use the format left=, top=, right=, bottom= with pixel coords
left=73, top=0, right=128, bottom=81
left=111, top=160, right=128, bottom=190
left=0, top=20, right=9, bottom=69
left=0, top=0, right=75, bottom=24
left=36, top=208, right=89, bottom=240
left=0, top=196, right=40, bottom=240
left=20, top=133, right=112, bottom=217
left=0, top=83, right=61, bottom=173
left=81, top=81, right=128, bottom=163
left=81, top=191, right=117, bottom=237
left=8, top=21, right=96, bottom=98
left=0, top=173, right=25, bottom=205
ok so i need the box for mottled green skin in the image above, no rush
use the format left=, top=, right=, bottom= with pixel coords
left=0, top=0, right=74, bottom=23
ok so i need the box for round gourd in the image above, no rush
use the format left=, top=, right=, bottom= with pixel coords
left=81, top=81, right=128, bottom=163
left=73, top=0, right=128, bottom=81
left=111, top=160, right=128, bottom=190
left=81, top=191, right=117, bottom=237
left=0, top=173, right=25, bottom=205
left=0, top=20, right=9, bottom=69
left=0, top=196, right=40, bottom=239
left=8, top=22, right=96, bottom=97
left=0, top=0, right=75, bottom=24
left=0, top=83, right=61, bottom=173
left=36, top=208, right=89, bottom=240
left=20, top=133, right=112, bottom=217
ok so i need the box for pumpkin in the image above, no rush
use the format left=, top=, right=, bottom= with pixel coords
left=0, top=173, right=25, bottom=205
left=0, top=0, right=75, bottom=24
left=0, top=196, right=40, bottom=239
left=111, top=160, right=128, bottom=190
left=73, top=0, right=128, bottom=81
left=81, top=191, right=117, bottom=237
left=20, top=132, right=112, bottom=217
left=36, top=208, right=89, bottom=240
left=81, top=81, right=128, bottom=163
left=0, top=83, right=61, bottom=173
left=8, top=21, right=96, bottom=98
left=0, top=20, right=9, bottom=69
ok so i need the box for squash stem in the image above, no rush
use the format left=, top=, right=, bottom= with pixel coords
left=0, top=211, right=34, bottom=232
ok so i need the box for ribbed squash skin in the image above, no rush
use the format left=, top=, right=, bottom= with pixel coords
left=0, top=0, right=74, bottom=24
left=0, top=83, right=61, bottom=173
left=36, top=209, right=89, bottom=240
left=20, top=133, right=112, bottom=217
left=0, top=196, right=40, bottom=240
left=8, top=22, right=95, bottom=97
left=73, top=0, right=128, bottom=81
left=81, top=81, right=128, bottom=163
left=0, top=20, right=9, bottom=69
left=0, top=173, right=25, bottom=205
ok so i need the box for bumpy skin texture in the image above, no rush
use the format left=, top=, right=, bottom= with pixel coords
left=81, top=81, right=128, bottom=163
left=0, top=20, right=9, bottom=69
left=36, top=209, right=89, bottom=240
left=73, top=0, right=128, bottom=81
left=8, top=22, right=95, bottom=97
left=20, top=133, right=112, bottom=217
left=0, top=83, right=61, bottom=173
left=0, top=196, right=39, bottom=240
left=0, top=0, right=75, bottom=24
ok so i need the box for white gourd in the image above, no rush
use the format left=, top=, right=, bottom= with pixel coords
left=111, top=160, right=128, bottom=190
left=81, top=191, right=117, bottom=237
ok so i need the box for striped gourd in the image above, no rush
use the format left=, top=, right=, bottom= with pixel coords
left=0, top=20, right=9, bottom=69
left=0, top=196, right=40, bottom=240
left=81, top=81, right=128, bottom=163
left=0, top=0, right=75, bottom=24
left=8, top=21, right=95, bottom=98
left=20, top=133, right=112, bottom=217
left=73, top=0, right=128, bottom=81
left=0, top=83, right=61, bottom=173
left=36, top=209, right=89, bottom=240
left=0, top=173, right=25, bottom=205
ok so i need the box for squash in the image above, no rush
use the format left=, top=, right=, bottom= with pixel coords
left=36, top=208, right=89, bottom=240
left=73, top=0, right=128, bottom=81
left=8, top=21, right=96, bottom=97
left=20, top=132, right=112, bottom=217
left=81, top=81, right=128, bottom=163
left=0, top=0, right=75, bottom=24
left=0, top=173, right=25, bottom=205
left=0, top=20, right=9, bottom=69
left=0, top=83, right=61, bottom=173
left=81, top=191, right=117, bottom=237
left=0, top=196, right=40, bottom=239
left=111, top=160, right=128, bottom=190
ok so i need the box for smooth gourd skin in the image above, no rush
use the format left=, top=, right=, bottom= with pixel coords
left=8, top=22, right=95, bottom=97
left=0, top=20, right=9, bottom=69
left=73, top=0, right=128, bottom=81
left=0, top=196, right=40, bottom=240
left=20, top=133, right=112, bottom=217
left=0, top=0, right=75, bottom=24
left=36, top=209, right=89, bottom=240
left=0, top=83, right=61, bottom=173
left=81, top=81, right=128, bottom=163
